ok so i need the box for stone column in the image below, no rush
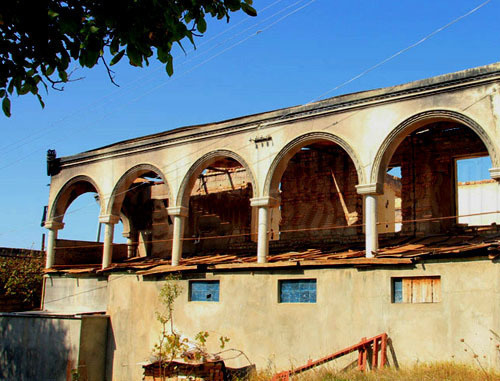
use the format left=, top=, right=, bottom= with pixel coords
left=250, top=197, right=279, bottom=263
left=123, top=232, right=138, bottom=259
left=167, top=206, right=189, bottom=266
left=356, top=183, right=383, bottom=258
left=44, top=221, right=64, bottom=269
left=99, top=215, right=120, bottom=269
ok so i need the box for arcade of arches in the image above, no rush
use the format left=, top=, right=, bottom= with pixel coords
left=44, top=64, right=500, bottom=270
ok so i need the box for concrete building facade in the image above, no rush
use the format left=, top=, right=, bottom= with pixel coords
left=3, top=63, right=500, bottom=380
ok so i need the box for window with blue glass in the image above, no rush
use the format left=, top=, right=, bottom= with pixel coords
left=189, top=281, right=220, bottom=302
left=393, top=278, right=403, bottom=303
left=279, top=279, right=316, bottom=303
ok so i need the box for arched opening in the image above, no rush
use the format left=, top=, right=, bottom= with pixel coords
left=380, top=120, right=498, bottom=238
left=49, top=176, right=115, bottom=265
left=109, top=165, right=172, bottom=259
left=267, top=139, right=363, bottom=251
left=179, top=155, right=255, bottom=256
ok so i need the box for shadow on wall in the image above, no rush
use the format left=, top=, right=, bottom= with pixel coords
left=106, top=318, right=116, bottom=381
left=0, top=314, right=78, bottom=380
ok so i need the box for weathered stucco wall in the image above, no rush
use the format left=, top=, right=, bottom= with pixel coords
left=43, top=275, right=109, bottom=313
left=44, top=259, right=500, bottom=380
left=0, top=313, right=108, bottom=381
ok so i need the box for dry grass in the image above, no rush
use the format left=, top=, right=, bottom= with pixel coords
left=250, top=362, right=500, bottom=381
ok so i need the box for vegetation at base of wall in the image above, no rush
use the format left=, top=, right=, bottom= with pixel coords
left=251, top=362, right=500, bottom=381
left=152, top=275, right=233, bottom=380
left=0, top=253, right=44, bottom=310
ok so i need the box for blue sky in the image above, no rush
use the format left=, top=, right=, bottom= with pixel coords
left=1, top=0, right=499, bottom=248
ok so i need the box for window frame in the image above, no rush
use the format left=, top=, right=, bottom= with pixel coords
left=391, top=276, right=441, bottom=304
left=278, top=278, right=317, bottom=304
left=189, top=280, right=220, bottom=302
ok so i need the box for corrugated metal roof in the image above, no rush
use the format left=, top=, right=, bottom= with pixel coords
left=45, top=232, right=500, bottom=276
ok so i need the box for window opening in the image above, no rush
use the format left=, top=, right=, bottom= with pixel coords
left=456, top=156, right=499, bottom=226
left=190, top=281, right=220, bottom=302
left=392, top=276, right=441, bottom=303
left=279, top=279, right=316, bottom=303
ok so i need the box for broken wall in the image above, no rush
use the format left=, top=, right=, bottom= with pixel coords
left=279, top=146, right=362, bottom=243
left=389, top=123, right=488, bottom=235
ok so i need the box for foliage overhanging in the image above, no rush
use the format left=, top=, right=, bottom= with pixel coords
left=0, top=0, right=257, bottom=116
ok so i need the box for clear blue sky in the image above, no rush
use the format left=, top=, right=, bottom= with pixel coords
left=1, top=0, right=499, bottom=249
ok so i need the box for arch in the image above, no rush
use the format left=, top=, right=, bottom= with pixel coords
left=176, top=149, right=257, bottom=207
left=263, top=132, right=364, bottom=197
left=371, top=110, right=500, bottom=185
left=49, top=175, right=104, bottom=224
left=107, top=163, right=172, bottom=216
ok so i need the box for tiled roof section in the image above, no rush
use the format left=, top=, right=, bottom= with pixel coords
left=45, top=232, right=500, bottom=276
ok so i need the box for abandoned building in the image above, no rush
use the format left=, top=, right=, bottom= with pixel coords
left=1, top=62, right=500, bottom=380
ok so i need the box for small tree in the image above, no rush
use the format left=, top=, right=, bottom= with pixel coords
left=152, top=275, right=233, bottom=380
left=153, top=275, right=189, bottom=379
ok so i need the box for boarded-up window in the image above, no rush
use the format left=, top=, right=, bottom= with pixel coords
left=392, top=276, right=441, bottom=303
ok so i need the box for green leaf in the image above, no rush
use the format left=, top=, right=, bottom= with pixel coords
left=241, top=3, right=257, bottom=16
left=45, top=65, right=55, bottom=76
left=48, top=9, right=59, bottom=18
left=59, top=70, right=68, bottom=82
left=166, top=55, right=174, bottom=76
left=110, top=50, right=125, bottom=66
left=2, top=97, right=11, bottom=117
left=197, top=18, right=207, bottom=33
left=0, top=90, right=5, bottom=98
left=110, top=37, right=120, bottom=55
left=157, top=47, right=169, bottom=63
left=127, top=45, right=143, bottom=67
left=36, top=94, right=45, bottom=109
left=90, top=25, right=99, bottom=33
left=18, top=83, right=30, bottom=96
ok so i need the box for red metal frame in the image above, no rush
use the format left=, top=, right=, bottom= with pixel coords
left=271, top=333, right=388, bottom=381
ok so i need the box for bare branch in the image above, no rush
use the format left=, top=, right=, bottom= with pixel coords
left=100, top=56, right=120, bottom=87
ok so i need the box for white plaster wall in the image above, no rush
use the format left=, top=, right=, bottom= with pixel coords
left=458, top=181, right=500, bottom=225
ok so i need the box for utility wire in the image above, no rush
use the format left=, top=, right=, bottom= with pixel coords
left=0, top=0, right=313, bottom=171
left=0, top=0, right=292, bottom=158
left=0, top=0, right=493, bottom=239
left=309, top=0, right=493, bottom=103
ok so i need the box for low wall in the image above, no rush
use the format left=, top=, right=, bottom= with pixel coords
left=43, top=275, right=109, bottom=313
left=54, top=239, right=127, bottom=265
left=45, top=259, right=500, bottom=381
left=0, top=312, right=108, bottom=381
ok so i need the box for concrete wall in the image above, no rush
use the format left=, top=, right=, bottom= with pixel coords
left=43, top=275, right=109, bottom=313
left=0, top=313, right=108, bottom=381
left=43, top=259, right=500, bottom=380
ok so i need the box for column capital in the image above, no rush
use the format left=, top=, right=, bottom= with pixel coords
left=356, top=183, right=383, bottom=195
left=250, top=196, right=280, bottom=208
left=44, top=221, right=64, bottom=230
left=167, top=206, right=189, bottom=217
left=99, top=214, right=120, bottom=224
left=489, top=167, right=500, bottom=182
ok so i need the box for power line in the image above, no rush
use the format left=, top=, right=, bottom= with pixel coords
left=0, top=0, right=295, bottom=159
left=1, top=0, right=494, bottom=239
left=309, top=0, right=493, bottom=103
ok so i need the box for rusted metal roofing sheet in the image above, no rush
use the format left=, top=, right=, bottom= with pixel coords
left=44, top=233, right=500, bottom=275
